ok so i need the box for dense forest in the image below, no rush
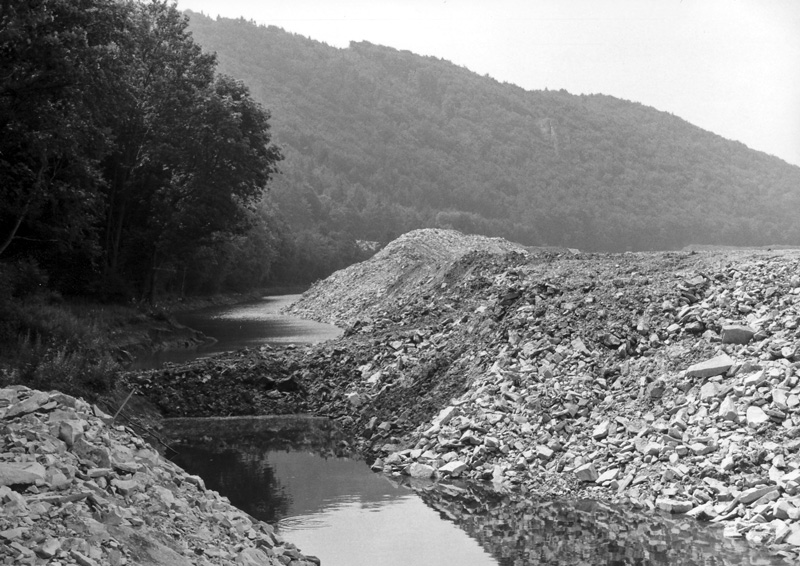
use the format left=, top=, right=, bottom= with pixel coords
left=186, top=12, right=800, bottom=259
left=1, top=0, right=286, bottom=300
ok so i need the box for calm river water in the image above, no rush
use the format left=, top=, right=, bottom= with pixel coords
left=132, top=294, right=342, bottom=368
left=155, top=297, right=785, bottom=566
left=164, top=416, right=785, bottom=566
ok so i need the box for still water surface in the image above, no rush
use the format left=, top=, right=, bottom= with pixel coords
left=163, top=416, right=786, bottom=566
left=133, top=294, right=342, bottom=368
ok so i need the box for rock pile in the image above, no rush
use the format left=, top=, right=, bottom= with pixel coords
left=285, top=238, right=800, bottom=562
left=286, top=228, right=526, bottom=327
left=128, top=229, right=800, bottom=562
left=128, top=350, right=309, bottom=418
left=0, top=386, right=318, bottom=566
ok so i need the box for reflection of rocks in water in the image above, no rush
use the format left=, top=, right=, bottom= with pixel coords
left=164, top=416, right=349, bottom=523
left=163, top=415, right=352, bottom=458
left=163, top=415, right=390, bottom=525
left=398, top=480, right=785, bottom=566
left=169, top=443, right=293, bottom=523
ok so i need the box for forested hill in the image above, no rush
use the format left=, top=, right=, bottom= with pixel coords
left=185, top=12, right=800, bottom=252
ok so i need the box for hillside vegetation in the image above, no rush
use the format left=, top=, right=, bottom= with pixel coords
left=186, top=12, right=800, bottom=254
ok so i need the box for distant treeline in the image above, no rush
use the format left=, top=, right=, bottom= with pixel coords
left=187, top=12, right=800, bottom=256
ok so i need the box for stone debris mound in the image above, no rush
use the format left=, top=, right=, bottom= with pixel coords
left=129, top=228, right=800, bottom=563
left=286, top=228, right=527, bottom=327
left=0, top=386, right=319, bottom=566
left=285, top=237, right=800, bottom=562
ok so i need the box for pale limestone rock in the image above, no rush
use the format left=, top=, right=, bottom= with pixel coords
left=439, top=461, right=467, bottom=476
left=35, top=537, right=61, bottom=558
left=433, top=405, right=458, bottom=426
left=746, top=405, right=770, bottom=427
left=592, top=420, right=610, bottom=440
left=595, top=468, right=619, bottom=484
left=699, top=381, right=721, bottom=401
left=536, top=445, right=554, bottom=461
left=58, top=420, right=86, bottom=447
left=787, top=526, right=800, bottom=547
left=0, top=461, right=46, bottom=487
left=71, top=437, right=111, bottom=468
left=574, top=462, right=598, bottom=482
left=738, top=485, right=778, bottom=505
left=236, top=547, right=270, bottom=566
left=718, top=396, right=738, bottom=422
left=5, top=390, right=51, bottom=419
left=685, top=353, right=733, bottom=379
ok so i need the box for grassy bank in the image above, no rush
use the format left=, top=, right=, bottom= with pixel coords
left=0, top=295, right=157, bottom=400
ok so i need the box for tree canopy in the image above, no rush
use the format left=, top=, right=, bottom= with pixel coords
left=1, top=1, right=282, bottom=297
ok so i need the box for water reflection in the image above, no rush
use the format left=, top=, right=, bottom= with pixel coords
left=163, top=416, right=787, bottom=566
left=133, top=295, right=342, bottom=368
left=409, top=482, right=787, bottom=566
left=164, top=416, right=498, bottom=566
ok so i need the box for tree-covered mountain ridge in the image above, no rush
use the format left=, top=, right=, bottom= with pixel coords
left=185, top=12, right=800, bottom=252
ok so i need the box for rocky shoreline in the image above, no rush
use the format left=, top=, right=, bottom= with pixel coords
left=8, top=228, right=800, bottom=564
left=128, top=229, right=800, bottom=563
left=0, top=386, right=319, bottom=566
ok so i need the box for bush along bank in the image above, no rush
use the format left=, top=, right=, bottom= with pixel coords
left=0, top=386, right=320, bottom=566
left=127, top=234, right=800, bottom=562
left=0, top=291, right=210, bottom=403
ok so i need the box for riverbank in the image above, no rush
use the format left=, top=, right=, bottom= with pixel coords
left=127, top=229, right=800, bottom=562
left=0, top=297, right=207, bottom=403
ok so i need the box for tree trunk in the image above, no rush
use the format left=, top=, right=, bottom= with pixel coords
left=0, top=207, right=28, bottom=257
left=0, top=157, right=45, bottom=257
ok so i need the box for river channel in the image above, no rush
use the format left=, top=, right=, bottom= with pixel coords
left=156, top=296, right=785, bottom=566
left=132, top=294, right=342, bottom=369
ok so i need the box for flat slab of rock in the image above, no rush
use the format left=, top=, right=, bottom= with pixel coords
left=438, top=461, right=467, bottom=476
left=0, top=461, right=46, bottom=487
left=721, top=325, right=755, bottom=345
left=574, top=462, right=598, bottom=482
left=656, top=498, right=694, bottom=514
left=685, top=353, right=733, bottom=379
left=5, top=391, right=51, bottom=419
left=738, top=485, right=779, bottom=505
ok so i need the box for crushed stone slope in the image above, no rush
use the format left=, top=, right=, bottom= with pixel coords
left=130, top=231, right=800, bottom=562
left=286, top=228, right=527, bottom=327
left=0, top=387, right=319, bottom=566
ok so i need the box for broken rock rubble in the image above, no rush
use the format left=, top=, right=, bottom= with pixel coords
left=0, top=386, right=319, bottom=566
left=287, top=242, right=800, bottom=562
left=130, top=231, right=800, bottom=563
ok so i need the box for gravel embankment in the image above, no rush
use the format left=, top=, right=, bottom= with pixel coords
left=0, top=387, right=319, bottom=566
left=127, top=229, right=800, bottom=562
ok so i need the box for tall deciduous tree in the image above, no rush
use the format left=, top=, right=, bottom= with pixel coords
left=2, top=0, right=283, bottom=297
left=0, top=0, right=125, bottom=257
left=99, top=3, right=281, bottom=297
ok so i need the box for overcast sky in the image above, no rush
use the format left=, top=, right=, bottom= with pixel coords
left=176, top=0, right=800, bottom=167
